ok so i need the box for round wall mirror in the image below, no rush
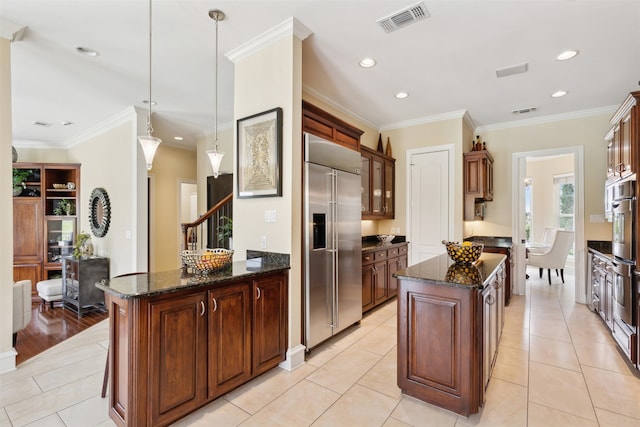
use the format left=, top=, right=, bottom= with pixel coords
left=89, top=187, right=111, bottom=237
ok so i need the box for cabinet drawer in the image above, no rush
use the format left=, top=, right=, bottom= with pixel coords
left=374, top=250, right=388, bottom=261
left=362, top=252, right=375, bottom=265
left=398, top=245, right=408, bottom=255
left=387, top=247, right=399, bottom=257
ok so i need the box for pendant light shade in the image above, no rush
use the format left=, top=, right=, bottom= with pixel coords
left=138, top=0, right=161, bottom=171
left=208, top=9, right=225, bottom=178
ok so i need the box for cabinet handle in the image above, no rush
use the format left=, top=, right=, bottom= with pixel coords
left=200, top=300, right=205, bottom=316
left=256, top=287, right=261, bottom=300
left=212, top=297, right=217, bottom=312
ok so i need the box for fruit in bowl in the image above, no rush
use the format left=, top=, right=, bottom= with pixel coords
left=377, top=234, right=395, bottom=243
left=445, top=263, right=482, bottom=285
left=442, top=240, right=483, bottom=264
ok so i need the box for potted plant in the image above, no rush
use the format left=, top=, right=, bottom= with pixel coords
left=53, top=199, right=74, bottom=216
left=12, top=169, right=30, bottom=196
left=217, top=216, right=233, bottom=248
left=73, top=231, right=93, bottom=258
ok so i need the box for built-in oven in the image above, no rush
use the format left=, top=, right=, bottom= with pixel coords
left=612, top=259, right=634, bottom=325
left=611, top=179, right=635, bottom=262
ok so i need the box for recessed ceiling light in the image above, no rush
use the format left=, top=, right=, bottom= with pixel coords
left=359, top=58, right=376, bottom=68
left=76, top=46, right=99, bottom=57
left=551, top=90, right=568, bottom=98
left=142, top=100, right=157, bottom=106
left=395, top=92, right=409, bottom=99
left=556, top=50, right=578, bottom=61
left=174, top=136, right=184, bottom=141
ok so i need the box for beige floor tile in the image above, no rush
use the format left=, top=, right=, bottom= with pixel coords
left=582, top=365, right=640, bottom=419
left=0, top=409, right=12, bottom=427
left=458, top=378, right=527, bottom=427
left=595, top=408, right=640, bottom=427
left=0, top=377, right=42, bottom=407
left=390, top=395, right=457, bottom=427
left=491, top=347, right=529, bottom=387
left=528, top=361, right=596, bottom=421
left=22, top=414, right=66, bottom=427
left=34, top=354, right=106, bottom=392
left=352, top=324, right=397, bottom=356
left=527, top=401, right=598, bottom=427
left=358, top=346, right=401, bottom=399
left=57, top=395, right=114, bottom=427
left=170, top=398, right=250, bottom=426
left=529, top=335, right=581, bottom=371
left=568, top=318, right=616, bottom=345
left=241, top=379, right=339, bottom=426
left=225, top=363, right=316, bottom=415
left=529, top=317, right=572, bottom=342
left=312, top=384, right=399, bottom=427
left=5, top=372, right=103, bottom=426
left=498, top=327, right=529, bottom=352
left=383, top=417, right=412, bottom=427
left=573, top=339, right=632, bottom=374
left=306, top=346, right=381, bottom=394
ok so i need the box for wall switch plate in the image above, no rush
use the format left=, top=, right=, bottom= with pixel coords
left=265, top=210, right=277, bottom=223
left=590, top=214, right=605, bottom=223
left=260, top=236, right=267, bottom=248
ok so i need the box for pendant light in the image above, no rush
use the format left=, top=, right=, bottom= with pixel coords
left=206, top=9, right=225, bottom=178
left=138, top=0, right=161, bottom=171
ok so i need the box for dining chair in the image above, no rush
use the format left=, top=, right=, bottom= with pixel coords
left=527, top=227, right=558, bottom=255
left=527, top=230, right=574, bottom=285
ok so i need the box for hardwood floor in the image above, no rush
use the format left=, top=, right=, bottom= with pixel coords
left=15, top=298, right=108, bottom=365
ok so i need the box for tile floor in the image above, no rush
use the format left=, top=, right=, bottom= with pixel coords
left=1, top=267, right=640, bottom=426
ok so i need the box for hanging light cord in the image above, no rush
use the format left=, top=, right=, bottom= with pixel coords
left=146, top=0, right=154, bottom=136
left=214, top=13, right=219, bottom=147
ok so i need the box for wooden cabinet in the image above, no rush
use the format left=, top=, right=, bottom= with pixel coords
left=302, top=100, right=363, bottom=151
left=397, top=255, right=505, bottom=416
left=362, top=243, right=407, bottom=312
left=62, top=256, right=109, bottom=317
left=464, top=150, right=493, bottom=221
left=361, top=146, right=395, bottom=219
left=606, top=93, right=638, bottom=180
left=13, top=162, right=80, bottom=285
left=149, top=292, right=208, bottom=426
left=107, top=270, right=288, bottom=427
left=208, top=283, right=251, bottom=399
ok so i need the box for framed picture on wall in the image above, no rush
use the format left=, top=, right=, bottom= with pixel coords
left=237, top=107, right=283, bottom=198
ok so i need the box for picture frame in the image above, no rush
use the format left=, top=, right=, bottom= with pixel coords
left=237, top=107, right=283, bottom=198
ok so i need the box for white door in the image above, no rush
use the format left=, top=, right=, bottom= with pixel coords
left=408, top=148, right=451, bottom=266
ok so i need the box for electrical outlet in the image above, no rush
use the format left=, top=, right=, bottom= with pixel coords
left=264, top=210, right=277, bottom=223
left=260, top=236, right=267, bottom=248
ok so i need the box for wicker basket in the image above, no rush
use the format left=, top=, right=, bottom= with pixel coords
left=181, top=248, right=234, bottom=274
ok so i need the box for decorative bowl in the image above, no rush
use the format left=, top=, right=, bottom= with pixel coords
left=377, top=234, right=395, bottom=243
left=181, top=248, right=234, bottom=274
left=442, top=240, right=483, bottom=264
left=53, top=183, right=67, bottom=189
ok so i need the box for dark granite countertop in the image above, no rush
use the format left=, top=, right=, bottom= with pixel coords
left=393, top=252, right=506, bottom=290
left=362, top=235, right=408, bottom=252
left=96, top=259, right=290, bottom=300
left=464, top=236, right=513, bottom=249
left=587, top=240, right=612, bottom=257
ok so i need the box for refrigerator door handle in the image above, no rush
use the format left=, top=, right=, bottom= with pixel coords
left=332, top=170, right=339, bottom=330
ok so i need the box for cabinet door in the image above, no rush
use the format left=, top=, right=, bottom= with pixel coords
left=253, top=274, right=287, bottom=375
left=373, top=260, right=388, bottom=305
left=482, top=286, right=498, bottom=390
left=620, top=113, right=632, bottom=177
left=371, top=158, right=384, bottom=214
left=13, top=198, right=42, bottom=263
left=484, top=158, right=494, bottom=201
left=387, top=254, right=407, bottom=299
left=384, top=159, right=395, bottom=218
left=464, top=156, right=482, bottom=195
left=606, top=138, right=615, bottom=178
left=149, top=292, right=207, bottom=426
left=208, top=283, right=252, bottom=399
left=362, top=264, right=375, bottom=312
left=361, top=155, right=371, bottom=215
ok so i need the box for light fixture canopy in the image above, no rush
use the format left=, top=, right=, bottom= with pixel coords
left=208, top=9, right=225, bottom=178
left=551, top=90, right=568, bottom=98
left=359, top=57, right=376, bottom=68
left=395, top=91, right=409, bottom=99
left=138, top=0, right=162, bottom=171
left=557, top=50, right=578, bottom=61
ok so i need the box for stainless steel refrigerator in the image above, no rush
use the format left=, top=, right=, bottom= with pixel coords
left=304, top=133, right=362, bottom=350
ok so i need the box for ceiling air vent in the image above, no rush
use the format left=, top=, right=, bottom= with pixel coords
left=32, top=120, right=52, bottom=127
left=512, top=107, right=538, bottom=114
left=377, top=2, right=429, bottom=33
left=496, top=63, right=529, bottom=78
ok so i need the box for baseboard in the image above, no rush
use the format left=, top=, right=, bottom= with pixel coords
left=0, top=348, right=17, bottom=374
left=278, top=344, right=306, bottom=371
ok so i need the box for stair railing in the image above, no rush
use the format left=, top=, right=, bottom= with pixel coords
left=181, top=192, right=232, bottom=252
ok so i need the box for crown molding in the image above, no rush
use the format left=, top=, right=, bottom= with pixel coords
left=380, top=110, right=468, bottom=131
left=302, top=85, right=379, bottom=131
left=227, top=17, right=312, bottom=64
left=65, top=106, right=138, bottom=148
left=475, top=105, right=618, bottom=132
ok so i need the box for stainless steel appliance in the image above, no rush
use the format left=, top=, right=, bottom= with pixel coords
left=304, top=133, right=362, bottom=350
left=612, top=259, right=633, bottom=325
left=611, top=178, right=635, bottom=262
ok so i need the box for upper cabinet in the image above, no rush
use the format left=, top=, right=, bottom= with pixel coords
left=302, top=101, right=363, bottom=151
left=606, top=91, right=639, bottom=182
left=464, top=150, right=494, bottom=221
left=361, top=146, right=395, bottom=219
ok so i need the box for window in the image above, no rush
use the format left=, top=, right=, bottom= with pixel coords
left=524, top=178, right=533, bottom=241
left=554, top=173, right=574, bottom=232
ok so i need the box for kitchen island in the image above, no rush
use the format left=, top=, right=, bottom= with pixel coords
left=96, top=257, right=290, bottom=427
left=395, top=252, right=506, bottom=416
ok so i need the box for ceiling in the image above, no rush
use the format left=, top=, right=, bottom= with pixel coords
left=2, top=0, right=640, bottom=150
